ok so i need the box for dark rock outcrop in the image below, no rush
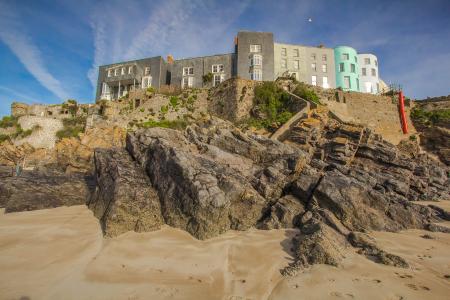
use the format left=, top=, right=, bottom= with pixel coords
left=0, top=169, right=94, bottom=213
left=88, top=148, right=164, bottom=237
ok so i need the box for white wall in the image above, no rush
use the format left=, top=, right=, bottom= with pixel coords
left=358, top=53, right=379, bottom=94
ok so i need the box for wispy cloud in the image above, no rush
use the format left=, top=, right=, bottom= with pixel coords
left=0, top=85, right=40, bottom=103
left=0, top=2, right=69, bottom=100
left=86, top=0, right=250, bottom=89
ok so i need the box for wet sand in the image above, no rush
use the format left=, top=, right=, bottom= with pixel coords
left=0, top=205, right=449, bottom=300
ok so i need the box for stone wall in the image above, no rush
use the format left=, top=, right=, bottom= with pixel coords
left=15, top=116, right=63, bottom=149
left=208, top=78, right=257, bottom=122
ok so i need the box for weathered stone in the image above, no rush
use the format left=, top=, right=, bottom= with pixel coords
left=88, top=148, right=164, bottom=237
left=259, top=195, right=305, bottom=229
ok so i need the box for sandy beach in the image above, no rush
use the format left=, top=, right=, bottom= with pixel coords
left=0, top=205, right=449, bottom=300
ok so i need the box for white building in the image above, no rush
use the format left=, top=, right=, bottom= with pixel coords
left=358, top=53, right=380, bottom=94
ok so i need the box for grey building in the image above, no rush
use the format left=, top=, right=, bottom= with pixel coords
left=96, top=30, right=368, bottom=102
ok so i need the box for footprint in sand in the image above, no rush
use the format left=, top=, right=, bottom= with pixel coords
left=421, top=286, right=431, bottom=291
left=406, top=283, right=418, bottom=290
left=329, top=292, right=354, bottom=299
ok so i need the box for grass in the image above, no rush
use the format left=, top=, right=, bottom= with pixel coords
left=0, top=116, right=18, bottom=128
left=55, top=116, right=86, bottom=140
left=136, top=119, right=188, bottom=130
left=411, top=107, right=450, bottom=126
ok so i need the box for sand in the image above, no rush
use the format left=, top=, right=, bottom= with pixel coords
left=0, top=205, right=449, bottom=300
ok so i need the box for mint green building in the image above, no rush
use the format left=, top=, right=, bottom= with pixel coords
left=334, top=46, right=360, bottom=92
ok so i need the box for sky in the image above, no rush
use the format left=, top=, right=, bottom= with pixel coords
left=0, top=0, right=449, bottom=117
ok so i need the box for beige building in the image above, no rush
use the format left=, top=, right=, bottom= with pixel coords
left=274, top=43, right=336, bottom=89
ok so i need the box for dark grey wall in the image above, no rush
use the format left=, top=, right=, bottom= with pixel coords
left=170, top=54, right=234, bottom=88
left=236, top=31, right=274, bottom=81
left=96, top=56, right=165, bottom=101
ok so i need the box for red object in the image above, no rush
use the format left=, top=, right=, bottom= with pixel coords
left=398, top=91, right=408, bottom=134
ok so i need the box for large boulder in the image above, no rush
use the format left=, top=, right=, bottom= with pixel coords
left=88, top=148, right=164, bottom=237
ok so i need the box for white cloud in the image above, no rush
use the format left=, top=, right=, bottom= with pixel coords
left=0, top=85, right=40, bottom=103
left=0, top=2, right=69, bottom=100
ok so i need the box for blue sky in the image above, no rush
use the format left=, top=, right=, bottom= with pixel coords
left=0, top=0, right=449, bottom=117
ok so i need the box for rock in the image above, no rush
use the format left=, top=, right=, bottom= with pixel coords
left=259, top=195, right=305, bottom=229
left=281, top=219, right=348, bottom=276
left=426, top=223, right=450, bottom=233
left=0, top=169, right=94, bottom=212
left=88, top=148, right=164, bottom=237
left=348, top=231, right=409, bottom=268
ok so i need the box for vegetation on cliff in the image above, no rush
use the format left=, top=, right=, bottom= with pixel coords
left=56, top=116, right=86, bottom=140
left=411, top=107, right=450, bottom=126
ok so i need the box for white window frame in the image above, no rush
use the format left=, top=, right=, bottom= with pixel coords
left=121, top=67, right=125, bottom=75
left=182, top=76, right=194, bottom=88
left=183, top=67, right=194, bottom=76
left=311, top=53, right=316, bottom=60
left=322, top=54, right=327, bottom=61
left=365, top=58, right=370, bottom=65
left=371, top=68, right=377, bottom=76
left=251, top=69, right=262, bottom=81
left=281, top=48, right=287, bottom=56
left=250, top=44, right=262, bottom=53
left=311, top=63, right=316, bottom=71
left=322, top=76, right=329, bottom=88
left=322, top=64, right=327, bottom=73
left=293, top=60, right=299, bottom=70
left=344, top=76, right=351, bottom=89
left=293, top=49, right=299, bottom=57
left=128, top=66, right=133, bottom=74
left=141, top=76, right=152, bottom=88
left=144, top=67, right=151, bottom=76
left=251, top=54, right=262, bottom=66
left=212, top=64, right=224, bottom=73
left=281, top=58, right=287, bottom=68
left=107, top=69, right=112, bottom=77
left=343, top=53, right=349, bottom=60
left=213, top=74, right=225, bottom=87
left=114, top=68, right=119, bottom=76
left=311, top=75, right=317, bottom=86
left=362, top=68, right=367, bottom=76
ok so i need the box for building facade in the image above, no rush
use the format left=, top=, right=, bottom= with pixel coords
left=358, top=53, right=379, bottom=94
left=96, top=31, right=381, bottom=101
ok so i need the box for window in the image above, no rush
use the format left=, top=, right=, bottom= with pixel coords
left=323, top=76, right=329, bottom=88
left=339, top=63, right=345, bottom=72
left=121, top=67, right=125, bottom=75
left=354, top=56, right=357, bottom=63
left=281, top=58, right=287, bottom=68
left=293, top=49, right=299, bottom=57
left=351, top=64, right=356, bottom=73
left=250, top=44, right=262, bottom=53
left=212, top=64, right=224, bottom=73
left=376, top=83, right=380, bottom=93
left=375, top=60, right=378, bottom=67
left=371, top=68, right=376, bottom=76
left=356, top=78, right=360, bottom=91
left=322, top=54, right=327, bottom=61
left=102, top=82, right=109, bottom=94
left=213, top=74, right=225, bottom=86
left=342, top=53, right=349, bottom=60
left=281, top=48, right=287, bottom=56
left=182, top=76, right=194, bottom=88
left=293, top=60, right=300, bottom=70
left=322, top=64, right=327, bottom=72
left=311, top=75, right=317, bottom=86
left=251, top=69, right=262, bottom=81
left=145, top=67, right=151, bottom=75
left=107, top=69, right=112, bottom=77
left=311, top=53, right=316, bottom=60
left=183, top=67, right=194, bottom=76
left=364, top=58, right=370, bottom=65
left=141, top=76, right=152, bottom=88
left=251, top=54, right=262, bottom=66
left=128, top=66, right=133, bottom=74
left=344, top=76, right=351, bottom=89
left=114, top=68, right=119, bottom=76
left=365, top=82, right=372, bottom=93
left=311, top=63, right=316, bottom=71
left=362, top=68, right=367, bottom=76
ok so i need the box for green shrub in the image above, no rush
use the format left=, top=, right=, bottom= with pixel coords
left=411, top=107, right=450, bottom=125
left=140, top=108, right=145, bottom=112
left=146, top=87, right=155, bottom=94
left=56, top=116, right=86, bottom=140
left=202, top=72, right=213, bottom=84
left=409, top=135, right=417, bottom=141
left=0, top=134, right=10, bottom=143
left=169, top=96, right=179, bottom=108
left=0, top=116, right=18, bottom=128
left=293, top=83, right=320, bottom=104
left=160, top=105, right=169, bottom=114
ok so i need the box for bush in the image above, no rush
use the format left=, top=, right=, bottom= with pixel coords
left=246, top=82, right=295, bottom=131
left=169, top=96, right=179, bottom=108
left=0, top=116, right=18, bottom=128
left=202, top=72, right=213, bottom=84
left=56, top=116, right=86, bottom=140
left=293, top=83, right=320, bottom=104
left=0, top=134, right=10, bottom=143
